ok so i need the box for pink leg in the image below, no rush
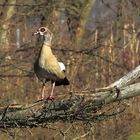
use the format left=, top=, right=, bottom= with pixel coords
left=39, top=83, right=45, bottom=100
left=48, top=82, right=55, bottom=100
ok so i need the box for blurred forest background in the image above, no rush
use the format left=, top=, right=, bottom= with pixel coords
left=0, top=0, right=140, bottom=140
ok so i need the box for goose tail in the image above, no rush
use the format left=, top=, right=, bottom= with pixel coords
left=54, top=77, right=70, bottom=86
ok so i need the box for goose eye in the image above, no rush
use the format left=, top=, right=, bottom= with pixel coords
left=40, top=27, right=46, bottom=32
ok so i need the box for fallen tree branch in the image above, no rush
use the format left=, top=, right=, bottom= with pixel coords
left=0, top=65, right=140, bottom=128
left=94, top=64, right=140, bottom=91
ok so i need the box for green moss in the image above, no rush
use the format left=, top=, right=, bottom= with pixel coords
left=128, top=134, right=140, bottom=140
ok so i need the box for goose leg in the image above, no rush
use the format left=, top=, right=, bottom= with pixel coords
left=40, top=83, right=45, bottom=100
left=48, top=82, right=55, bottom=100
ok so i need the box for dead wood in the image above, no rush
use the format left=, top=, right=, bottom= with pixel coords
left=0, top=65, right=140, bottom=128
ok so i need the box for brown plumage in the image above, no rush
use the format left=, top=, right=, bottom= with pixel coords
left=34, top=27, right=69, bottom=100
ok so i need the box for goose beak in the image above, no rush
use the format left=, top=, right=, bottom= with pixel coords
left=32, top=31, right=39, bottom=36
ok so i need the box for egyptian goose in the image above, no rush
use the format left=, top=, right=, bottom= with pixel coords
left=33, top=27, right=69, bottom=100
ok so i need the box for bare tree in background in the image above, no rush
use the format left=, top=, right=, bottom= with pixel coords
left=0, top=0, right=16, bottom=48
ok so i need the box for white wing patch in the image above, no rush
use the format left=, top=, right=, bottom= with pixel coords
left=58, top=62, right=65, bottom=71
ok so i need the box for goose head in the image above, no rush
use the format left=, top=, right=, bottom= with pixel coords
left=33, top=27, right=53, bottom=43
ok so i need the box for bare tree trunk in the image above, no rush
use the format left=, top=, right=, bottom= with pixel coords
left=76, top=0, right=96, bottom=44
left=0, top=0, right=16, bottom=48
